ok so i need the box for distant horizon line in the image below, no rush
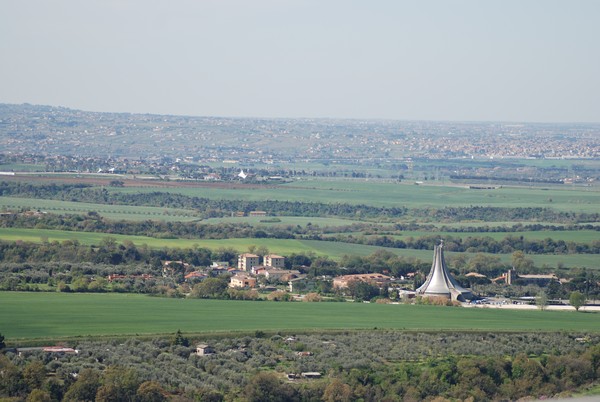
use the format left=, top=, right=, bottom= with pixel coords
left=2, top=101, right=600, bottom=126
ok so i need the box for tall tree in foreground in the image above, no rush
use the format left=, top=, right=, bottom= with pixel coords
left=536, top=290, right=548, bottom=311
left=62, top=369, right=100, bottom=402
left=172, top=329, right=190, bottom=347
left=243, top=372, right=298, bottom=402
left=137, top=381, right=167, bottom=402
left=569, top=291, right=586, bottom=311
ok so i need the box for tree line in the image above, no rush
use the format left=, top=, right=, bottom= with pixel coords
left=329, top=233, right=600, bottom=255
left=2, top=181, right=600, bottom=222
left=0, top=181, right=408, bottom=219
left=2, top=211, right=599, bottom=255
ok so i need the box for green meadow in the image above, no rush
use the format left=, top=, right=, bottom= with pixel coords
left=0, top=196, right=199, bottom=222
left=1, top=292, right=598, bottom=340
left=381, top=230, right=600, bottom=243
left=107, top=179, right=600, bottom=212
left=0, top=227, right=597, bottom=268
left=3, top=178, right=599, bottom=222
left=0, top=227, right=360, bottom=256
left=0, top=163, right=46, bottom=172
left=202, top=216, right=364, bottom=227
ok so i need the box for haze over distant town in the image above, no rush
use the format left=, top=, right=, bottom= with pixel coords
left=1, top=104, right=598, bottom=162
left=1, top=0, right=599, bottom=123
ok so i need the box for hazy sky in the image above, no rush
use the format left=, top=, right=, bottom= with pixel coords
left=1, top=0, right=599, bottom=122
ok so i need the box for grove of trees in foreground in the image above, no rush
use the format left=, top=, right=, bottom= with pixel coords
left=2, top=331, right=599, bottom=401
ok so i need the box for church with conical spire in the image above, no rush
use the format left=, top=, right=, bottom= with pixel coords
left=416, top=241, right=473, bottom=302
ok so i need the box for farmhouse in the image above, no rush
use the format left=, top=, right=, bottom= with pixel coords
left=249, top=210, right=267, bottom=217
left=267, top=268, right=300, bottom=281
left=287, top=372, right=322, bottom=381
left=18, top=346, right=79, bottom=357
left=184, top=271, right=207, bottom=281
left=253, top=267, right=301, bottom=282
left=229, top=273, right=257, bottom=288
left=195, top=344, right=215, bottom=356
left=43, top=346, right=78, bottom=354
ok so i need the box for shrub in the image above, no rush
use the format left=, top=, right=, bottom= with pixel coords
left=374, top=298, right=392, bottom=304
left=304, top=292, right=321, bottom=302
left=268, top=291, right=291, bottom=302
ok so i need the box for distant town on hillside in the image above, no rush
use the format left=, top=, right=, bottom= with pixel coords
left=1, top=103, right=598, bottom=187
left=1, top=103, right=598, bottom=161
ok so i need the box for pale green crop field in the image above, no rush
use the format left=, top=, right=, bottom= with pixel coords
left=0, top=228, right=393, bottom=258
left=0, top=163, right=46, bottom=172
left=1, top=292, right=599, bottom=340
left=380, top=230, right=600, bottom=243
left=0, top=196, right=199, bottom=222
left=0, top=228, right=598, bottom=269
left=434, top=221, right=571, bottom=228
left=201, top=216, right=366, bottom=227
left=108, top=180, right=600, bottom=213
left=516, top=159, right=600, bottom=169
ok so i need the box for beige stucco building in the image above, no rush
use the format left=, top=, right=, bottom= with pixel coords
left=264, top=254, right=285, bottom=268
left=238, top=253, right=260, bottom=271
left=230, top=273, right=257, bottom=288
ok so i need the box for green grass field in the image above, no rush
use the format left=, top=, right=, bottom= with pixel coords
left=107, top=179, right=600, bottom=213
left=202, top=216, right=365, bottom=227
left=0, top=163, right=46, bottom=172
left=381, top=230, right=600, bottom=243
left=0, top=196, right=199, bottom=222
left=4, top=177, right=599, bottom=223
left=433, top=221, right=600, bottom=228
left=1, top=292, right=598, bottom=340
left=1, top=227, right=598, bottom=268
